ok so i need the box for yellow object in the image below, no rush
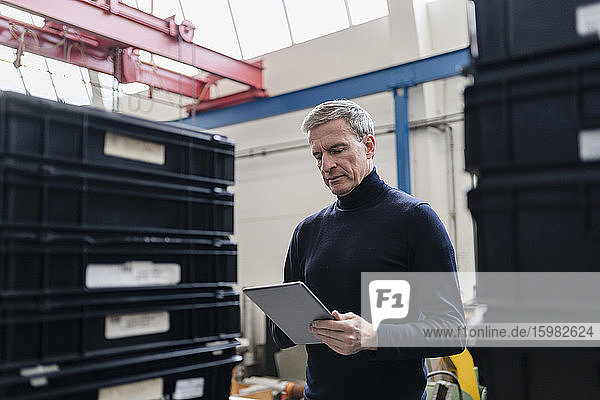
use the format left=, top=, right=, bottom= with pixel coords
left=449, top=349, right=480, bottom=400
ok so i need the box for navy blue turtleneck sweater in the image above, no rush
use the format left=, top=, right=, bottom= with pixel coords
left=269, top=169, right=464, bottom=400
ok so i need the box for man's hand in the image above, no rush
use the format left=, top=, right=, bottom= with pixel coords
left=309, top=310, right=378, bottom=355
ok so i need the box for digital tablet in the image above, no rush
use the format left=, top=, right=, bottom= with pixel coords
left=243, top=281, right=334, bottom=345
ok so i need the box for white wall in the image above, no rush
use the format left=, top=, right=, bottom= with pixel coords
left=205, top=0, right=474, bottom=345
left=252, top=0, right=420, bottom=96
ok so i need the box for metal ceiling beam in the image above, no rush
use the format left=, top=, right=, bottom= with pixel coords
left=0, top=15, right=212, bottom=99
left=180, top=48, right=470, bottom=129
left=0, top=15, right=110, bottom=71
left=190, top=87, right=268, bottom=113
left=179, top=48, right=470, bottom=194
left=0, top=0, right=264, bottom=89
left=120, top=49, right=211, bottom=99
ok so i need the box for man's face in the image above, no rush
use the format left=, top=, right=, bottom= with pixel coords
left=308, top=118, right=375, bottom=197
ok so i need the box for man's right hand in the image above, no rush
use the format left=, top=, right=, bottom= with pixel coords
left=309, top=310, right=378, bottom=355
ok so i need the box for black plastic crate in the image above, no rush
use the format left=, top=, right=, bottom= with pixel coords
left=470, top=348, right=600, bottom=400
left=471, top=0, right=600, bottom=67
left=0, top=91, right=234, bottom=186
left=0, top=289, right=240, bottom=368
left=0, top=159, right=234, bottom=236
left=468, top=167, right=600, bottom=272
left=0, top=231, right=237, bottom=296
left=0, top=341, right=241, bottom=400
left=465, top=48, right=600, bottom=174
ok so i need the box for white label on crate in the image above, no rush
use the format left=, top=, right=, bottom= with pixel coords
left=579, top=129, right=600, bottom=161
left=104, top=132, right=165, bottom=165
left=205, top=340, right=231, bottom=347
left=576, top=2, right=600, bottom=36
left=20, top=364, right=60, bottom=377
left=173, top=377, right=205, bottom=399
left=30, top=377, right=48, bottom=387
left=105, top=311, right=169, bottom=339
left=98, top=377, right=163, bottom=400
left=86, top=261, right=181, bottom=288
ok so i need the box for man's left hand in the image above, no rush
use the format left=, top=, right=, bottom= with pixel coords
left=309, top=310, right=378, bottom=355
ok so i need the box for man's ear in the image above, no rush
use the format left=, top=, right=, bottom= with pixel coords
left=364, top=135, right=376, bottom=159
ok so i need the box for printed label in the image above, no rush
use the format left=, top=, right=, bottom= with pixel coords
left=86, top=261, right=181, bottom=288
left=579, top=129, right=600, bottom=161
left=30, top=377, right=48, bottom=387
left=98, top=377, right=163, bottom=400
left=173, top=377, right=205, bottom=399
left=104, top=132, right=165, bottom=165
left=105, top=311, right=169, bottom=339
left=205, top=340, right=230, bottom=356
left=205, top=340, right=231, bottom=347
left=20, top=364, right=60, bottom=377
left=576, top=2, right=600, bottom=36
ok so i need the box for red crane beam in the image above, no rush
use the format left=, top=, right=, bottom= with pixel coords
left=0, top=0, right=264, bottom=89
left=120, top=49, right=212, bottom=100
left=188, top=88, right=268, bottom=113
left=0, top=15, right=110, bottom=72
left=0, top=15, right=213, bottom=99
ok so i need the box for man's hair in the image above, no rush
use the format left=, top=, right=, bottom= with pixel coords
left=301, top=99, right=374, bottom=141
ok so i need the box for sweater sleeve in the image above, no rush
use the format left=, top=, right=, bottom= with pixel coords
left=373, top=203, right=466, bottom=361
left=268, top=223, right=304, bottom=350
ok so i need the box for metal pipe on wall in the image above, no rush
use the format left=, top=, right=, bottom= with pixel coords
left=235, top=113, right=464, bottom=160
left=393, top=87, right=411, bottom=193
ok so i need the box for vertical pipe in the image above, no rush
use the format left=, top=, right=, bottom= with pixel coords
left=393, top=87, right=411, bottom=193
left=444, top=124, right=458, bottom=247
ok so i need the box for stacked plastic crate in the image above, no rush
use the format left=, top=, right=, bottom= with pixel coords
left=465, top=1, right=600, bottom=399
left=0, top=92, right=241, bottom=400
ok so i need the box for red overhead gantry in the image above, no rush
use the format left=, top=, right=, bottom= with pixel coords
left=0, top=0, right=267, bottom=111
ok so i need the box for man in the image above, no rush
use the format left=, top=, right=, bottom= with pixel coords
left=269, top=100, right=465, bottom=400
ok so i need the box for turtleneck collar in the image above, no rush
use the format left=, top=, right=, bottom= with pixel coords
left=336, top=167, right=386, bottom=210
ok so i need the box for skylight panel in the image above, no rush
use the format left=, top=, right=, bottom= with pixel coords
left=284, top=0, right=349, bottom=43
left=97, top=72, right=118, bottom=110
left=151, top=0, right=184, bottom=23
left=0, top=47, right=26, bottom=94
left=346, top=0, right=389, bottom=25
left=120, top=0, right=152, bottom=14
left=0, top=4, right=44, bottom=26
left=120, top=82, right=149, bottom=95
left=18, top=53, right=57, bottom=100
left=229, top=0, right=292, bottom=59
left=181, top=0, right=242, bottom=59
left=149, top=53, right=199, bottom=76
left=0, top=44, right=15, bottom=62
left=46, top=58, right=91, bottom=105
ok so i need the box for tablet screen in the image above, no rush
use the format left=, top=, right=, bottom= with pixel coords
left=243, top=282, right=334, bottom=344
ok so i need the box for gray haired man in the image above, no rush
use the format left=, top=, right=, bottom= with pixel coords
left=269, top=100, right=465, bottom=400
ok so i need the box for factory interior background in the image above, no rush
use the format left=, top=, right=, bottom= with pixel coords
left=1, top=0, right=598, bottom=399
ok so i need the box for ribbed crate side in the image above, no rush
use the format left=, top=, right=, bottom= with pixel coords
left=0, top=291, right=240, bottom=367
left=468, top=168, right=600, bottom=272
left=465, top=50, right=600, bottom=173
left=473, top=0, right=600, bottom=66
left=0, top=160, right=234, bottom=236
left=0, top=91, right=234, bottom=184
left=0, top=345, right=241, bottom=400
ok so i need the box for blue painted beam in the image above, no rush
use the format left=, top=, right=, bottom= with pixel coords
left=180, top=47, right=469, bottom=129
left=393, top=88, right=411, bottom=193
